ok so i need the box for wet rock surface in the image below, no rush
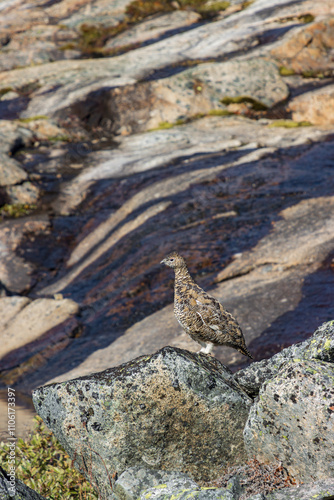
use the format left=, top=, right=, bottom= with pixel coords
left=0, top=0, right=333, bottom=422
left=32, top=347, right=252, bottom=498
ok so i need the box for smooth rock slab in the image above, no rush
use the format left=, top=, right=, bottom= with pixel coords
left=244, top=358, right=334, bottom=482
left=33, top=347, right=252, bottom=499
left=0, top=297, right=80, bottom=359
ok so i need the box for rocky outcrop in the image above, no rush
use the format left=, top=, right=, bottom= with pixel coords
left=271, top=18, right=334, bottom=76
left=1, top=0, right=334, bottom=439
left=289, top=84, right=334, bottom=125
left=244, top=358, right=334, bottom=482
left=32, top=347, right=252, bottom=498
left=31, top=322, right=334, bottom=499
left=112, top=470, right=334, bottom=500
left=234, top=321, right=334, bottom=396
left=240, top=321, right=334, bottom=483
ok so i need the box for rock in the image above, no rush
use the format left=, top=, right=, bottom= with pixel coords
left=0, top=121, right=34, bottom=155
left=103, top=58, right=288, bottom=135
left=234, top=321, right=334, bottom=396
left=112, top=467, right=199, bottom=500
left=0, top=297, right=80, bottom=364
left=271, top=18, right=334, bottom=76
left=216, top=197, right=334, bottom=283
left=303, top=320, right=334, bottom=362
left=265, top=479, right=334, bottom=500
left=0, top=465, right=46, bottom=500
left=244, top=358, right=334, bottom=482
left=0, top=153, right=27, bottom=187
left=0, top=295, right=31, bottom=328
left=288, top=84, right=334, bottom=125
left=32, top=347, right=252, bottom=499
left=58, top=0, right=133, bottom=29
left=0, top=25, right=79, bottom=72
left=105, top=11, right=201, bottom=52
left=113, top=467, right=240, bottom=499
left=0, top=216, right=51, bottom=294
left=0, top=0, right=308, bottom=120
left=6, top=181, right=40, bottom=204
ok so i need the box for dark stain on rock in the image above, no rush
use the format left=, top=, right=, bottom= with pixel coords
left=91, top=421, right=102, bottom=431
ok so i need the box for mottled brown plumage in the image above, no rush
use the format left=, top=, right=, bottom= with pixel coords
left=161, top=251, right=253, bottom=358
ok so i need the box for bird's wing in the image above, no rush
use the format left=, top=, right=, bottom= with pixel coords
left=193, top=292, right=243, bottom=337
left=191, top=292, right=226, bottom=330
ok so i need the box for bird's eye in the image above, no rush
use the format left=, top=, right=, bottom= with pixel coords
left=170, top=258, right=174, bottom=262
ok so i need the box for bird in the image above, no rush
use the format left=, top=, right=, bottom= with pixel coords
left=160, top=251, right=253, bottom=359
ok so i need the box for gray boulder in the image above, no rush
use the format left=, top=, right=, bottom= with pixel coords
left=244, top=358, right=334, bottom=482
left=234, top=321, right=334, bottom=397
left=265, top=479, right=334, bottom=499
left=112, top=467, right=198, bottom=500
left=113, top=467, right=334, bottom=500
left=112, top=467, right=237, bottom=500
left=33, top=347, right=252, bottom=499
left=0, top=465, right=46, bottom=500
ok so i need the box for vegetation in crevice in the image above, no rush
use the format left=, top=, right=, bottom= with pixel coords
left=0, top=416, right=97, bottom=499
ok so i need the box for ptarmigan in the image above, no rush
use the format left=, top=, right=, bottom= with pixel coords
left=161, top=251, right=253, bottom=358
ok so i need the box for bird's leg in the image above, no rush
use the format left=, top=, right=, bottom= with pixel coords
left=199, top=342, right=214, bottom=354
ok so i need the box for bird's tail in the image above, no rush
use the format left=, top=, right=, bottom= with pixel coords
left=238, top=346, right=253, bottom=359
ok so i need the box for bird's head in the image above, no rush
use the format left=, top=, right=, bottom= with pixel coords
left=160, top=251, right=186, bottom=269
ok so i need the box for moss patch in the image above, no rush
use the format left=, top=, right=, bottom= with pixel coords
left=0, top=203, right=37, bottom=219
left=279, top=66, right=295, bottom=76
left=0, top=87, right=14, bottom=97
left=268, top=120, right=313, bottom=128
left=221, top=96, right=267, bottom=111
left=18, top=115, right=49, bottom=123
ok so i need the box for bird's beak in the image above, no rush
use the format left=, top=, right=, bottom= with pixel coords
left=160, top=259, right=166, bottom=265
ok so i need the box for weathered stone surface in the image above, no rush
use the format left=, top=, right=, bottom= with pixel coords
left=216, top=197, right=334, bottom=283
left=105, top=58, right=288, bottom=135
left=0, top=216, right=50, bottom=294
left=0, top=297, right=80, bottom=360
left=271, top=18, right=334, bottom=75
left=289, top=84, right=334, bottom=125
left=265, top=479, right=334, bottom=500
left=0, top=25, right=79, bottom=72
left=105, top=11, right=201, bottom=51
left=0, top=465, right=46, bottom=500
left=0, top=0, right=310, bottom=119
left=0, top=153, right=27, bottom=187
left=244, top=358, right=334, bottom=481
left=303, top=320, right=334, bottom=362
left=6, top=181, right=40, bottom=204
left=234, top=321, right=334, bottom=396
left=33, top=347, right=252, bottom=498
left=0, top=296, right=31, bottom=329
left=112, top=467, right=199, bottom=500
left=0, top=121, right=34, bottom=155
left=1, top=0, right=334, bottom=443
